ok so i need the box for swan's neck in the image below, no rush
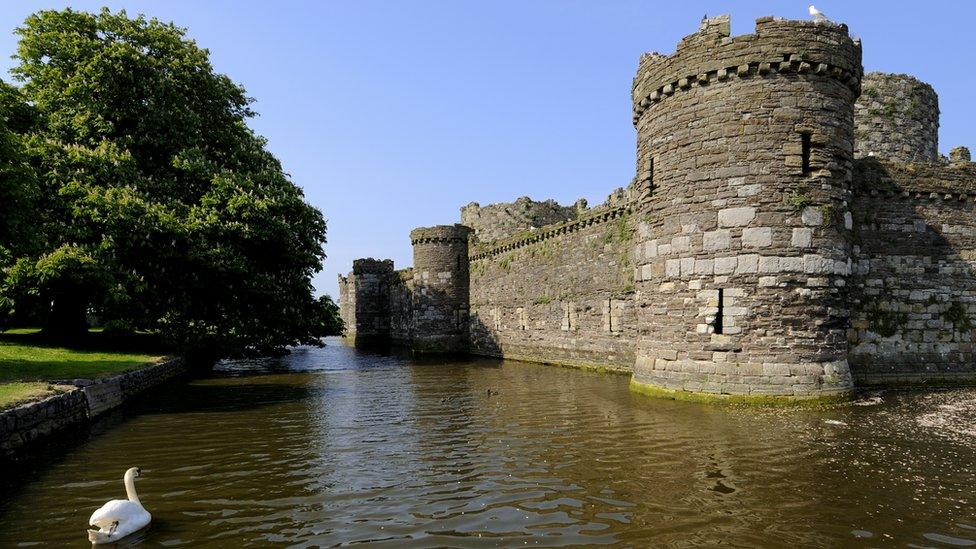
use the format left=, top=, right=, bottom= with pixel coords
left=124, top=471, right=141, bottom=504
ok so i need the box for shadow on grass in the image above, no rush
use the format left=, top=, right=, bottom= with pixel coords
left=0, top=359, right=162, bottom=383
left=0, top=328, right=171, bottom=355
left=0, top=328, right=174, bottom=383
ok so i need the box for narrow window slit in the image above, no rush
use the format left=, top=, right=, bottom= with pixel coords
left=714, top=288, right=724, bottom=334
left=800, top=132, right=812, bottom=175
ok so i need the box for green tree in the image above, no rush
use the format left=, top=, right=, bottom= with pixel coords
left=2, top=8, right=342, bottom=355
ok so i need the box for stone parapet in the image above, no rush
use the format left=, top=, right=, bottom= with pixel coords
left=632, top=15, right=862, bottom=125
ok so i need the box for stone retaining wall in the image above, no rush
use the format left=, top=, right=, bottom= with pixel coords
left=0, top=357, right=187, bottom=461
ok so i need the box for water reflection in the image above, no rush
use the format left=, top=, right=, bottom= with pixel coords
left=0, top=338, right=974, bottom=547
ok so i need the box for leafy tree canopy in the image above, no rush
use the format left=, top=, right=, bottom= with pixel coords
left=0, top=8, right=341, bottom=357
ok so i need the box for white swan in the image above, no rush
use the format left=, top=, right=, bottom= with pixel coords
left=87, top=467, right=152, bottom=545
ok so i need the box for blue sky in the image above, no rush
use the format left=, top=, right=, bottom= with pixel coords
left=1, top=1, right=974, bottom=299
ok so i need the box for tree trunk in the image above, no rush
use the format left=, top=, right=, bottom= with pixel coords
left=45, top=293, right=89, bottom=340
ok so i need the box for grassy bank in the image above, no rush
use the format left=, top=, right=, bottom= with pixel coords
left=0, top=329, right=165, bottom=409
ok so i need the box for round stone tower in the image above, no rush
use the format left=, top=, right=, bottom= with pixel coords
left=410, top=224, right=473, bottom=354
left=630, top=15, right=861, bottom=401
left=854, top=72, right=939, bottom=163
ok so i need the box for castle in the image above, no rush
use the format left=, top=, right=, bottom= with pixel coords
left=339, top=14, right=976, bottom=403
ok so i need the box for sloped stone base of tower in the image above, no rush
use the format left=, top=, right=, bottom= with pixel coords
left=412, top=334, right=468, bottom=355
left=631, top=353, right=854, bottom=404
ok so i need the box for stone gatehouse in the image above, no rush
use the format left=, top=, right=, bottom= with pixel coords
left=339, top=14, right=976, bottom=402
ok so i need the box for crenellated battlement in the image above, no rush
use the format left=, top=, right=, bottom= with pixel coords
left=632, top=15, right=861, bottom=125
left=409, top=225, right=472, bottom=245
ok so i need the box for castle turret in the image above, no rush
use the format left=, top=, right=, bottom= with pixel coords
left=630, top=15, right=861, bottom=401
left=410, top=224, right=472, bottom=354
left=855, top=72, right=939, bottom=163
left=339, top=258, right=394, bottom=346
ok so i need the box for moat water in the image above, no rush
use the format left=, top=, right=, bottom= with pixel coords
left=1, top=338, right=975, bottom=547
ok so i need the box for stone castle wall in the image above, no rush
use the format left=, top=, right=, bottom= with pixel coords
left=849, top=160, right=976, bottom=384
left=338, top=13, right=976, bottom=401
left=389, top=268, right=414, bottom=345
left=468, top=204, right=637, bottom=371
left=855, top=72, right=939, bottom=163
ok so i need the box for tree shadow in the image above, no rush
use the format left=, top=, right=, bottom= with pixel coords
left=0, top=329, right=169, bottom=354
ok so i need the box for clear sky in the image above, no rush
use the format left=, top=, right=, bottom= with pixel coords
left=2, top=1, right=974, bottom=299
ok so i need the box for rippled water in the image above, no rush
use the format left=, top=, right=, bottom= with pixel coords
left=1, top=338, right=976, bottom=547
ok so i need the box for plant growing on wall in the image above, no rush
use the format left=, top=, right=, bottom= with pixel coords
left=866, top=303, right=907, bottom=338
left=819, top=204, right=836, bottom=227
left=943, top=301, right=973, bottom=332
left=787, top=193, right=813, bottom=212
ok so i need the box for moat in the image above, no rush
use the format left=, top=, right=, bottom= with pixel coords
left=1, top=338, right=975, bottom=547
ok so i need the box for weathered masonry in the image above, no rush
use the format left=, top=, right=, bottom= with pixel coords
left=339, top=13, right=976, bottom=402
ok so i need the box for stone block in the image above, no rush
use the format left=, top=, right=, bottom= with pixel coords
left=672, top=236, right=692, bottom=252
left=781, top=256, right=803, bottom=272
left=714, top=256, right=737, bottom=275
left=658, top=350, right=678, bottom=360
left=758, top=256, right=781, bottom=273
left=741, top=227, right=772, bottom=248
left=703, top=230, right=731, bottom=251
left=718, top=207, right=756, bottom=227
left=665, top=259, right=680, bottom=278
left=791, top=228, right=812, bottom=247
left=763, top=363, right=791, bottom=376
left=736, top=254, right=759, bottom=274
left=737, top=184, right=762, bottom=197
left=803, top=254, right=828, bottom=274
left=695, top=259, right=714, bottom=275
left=801, top=207, right=823, bottom=226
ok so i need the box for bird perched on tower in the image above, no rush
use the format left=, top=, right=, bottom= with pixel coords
left=809, top=5, right=829, bottom=23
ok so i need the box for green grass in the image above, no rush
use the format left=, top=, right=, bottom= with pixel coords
left=0, top=328, right=165, bottom=407
left=0, top=382, right=60, bottom=409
